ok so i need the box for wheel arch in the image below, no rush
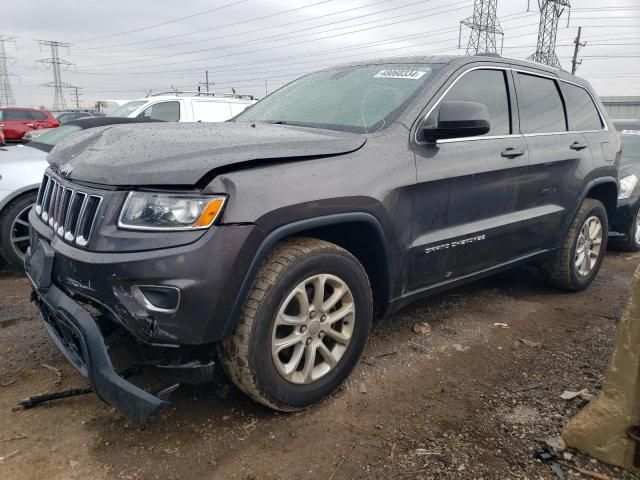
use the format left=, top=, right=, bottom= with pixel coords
left=0, top=184, right=40, bottom=214
left=583, top=178, right=618, bottom=225
left=221, top=212, right=393, bottom=338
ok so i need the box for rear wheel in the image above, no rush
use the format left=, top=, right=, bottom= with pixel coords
left=544, top=198, right=608, bottom=291
left=218, top=237, right=372, bottom=411
left=0, top=192, right=36, bottom=271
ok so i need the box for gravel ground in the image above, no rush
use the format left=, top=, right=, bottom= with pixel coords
left=0, top=252, right=638, bottom=480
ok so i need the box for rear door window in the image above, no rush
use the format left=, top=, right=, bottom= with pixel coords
left=517, top=73, right=566, bottom=134
left=561, top=83, right=603, bottom=131
left=140, top=101, right=180, bottom=121
left=426, top=69, right=511, bottom=136
left=28, top=111, right=48, bottom=121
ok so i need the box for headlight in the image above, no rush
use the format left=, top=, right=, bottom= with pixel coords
left=118, top=192, right=226, bottom=231
left=618, top=174, right=638, bottom=200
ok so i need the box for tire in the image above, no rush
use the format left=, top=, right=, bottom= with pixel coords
left=609, top=203, right=640, bottom=252
left=0, top=192, right=36, bottom=272
left=544, top=198, right=608, bottom=291
left=218, top=237, right=373, bottom=411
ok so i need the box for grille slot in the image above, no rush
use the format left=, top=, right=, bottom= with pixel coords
left=35, top=174, right=103, bottom=246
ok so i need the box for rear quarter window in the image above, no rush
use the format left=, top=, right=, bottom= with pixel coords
left=28, top=111, right=49, bottom=121
left=517, top=73, right=566, bottom=134
left=560, top=83, right=603, bottom=131
left=192, top=101, right=233, bottom=122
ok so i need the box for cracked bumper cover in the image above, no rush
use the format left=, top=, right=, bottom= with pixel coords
left=26, top=246, right=168, bottom=421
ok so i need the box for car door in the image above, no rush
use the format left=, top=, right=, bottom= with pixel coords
left=191, top=100, right=233, bottom=122
left=514, top=70, right=593, bottom=252
left=28, top=110, right=52, bottom=129
left=0, top=109, right=33, bottom=140
left=409, top=66, right=528, bottom=290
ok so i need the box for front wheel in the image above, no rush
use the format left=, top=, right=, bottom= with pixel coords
left=544, top=198, right=608, bottom=291
left=218, top=237, right=373, bottom=411
left=0, top=192, right=36, bottom=271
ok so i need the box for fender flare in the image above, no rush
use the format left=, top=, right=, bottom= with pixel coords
left=0, top=184, right=40, bottom=213
left=221, top=212, right=393, bottom=338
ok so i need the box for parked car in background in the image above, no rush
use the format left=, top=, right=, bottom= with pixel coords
left=26, top=55, right=620, bottom=420
left=0, top=127, right=4, bottom=145
left=0, top=107, right=60, bottom=141
left=109, top=91, right=256, bottom=122
left=95, top=99, right=132, bottom=115
left=610, top=119, right=640, bottom=251
left=54, top=110, right=106, bottom=124
left=24, top=110, right=107, bottom=141
left=0, top=116, right=162, bottom=270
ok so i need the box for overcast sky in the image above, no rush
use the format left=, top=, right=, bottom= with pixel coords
left=4, top=0, right=640, bottom=109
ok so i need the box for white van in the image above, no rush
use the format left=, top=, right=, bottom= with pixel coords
left=109, top=92, right=256, bottom=122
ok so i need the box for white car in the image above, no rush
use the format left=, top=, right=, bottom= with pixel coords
left=110, top=92, right=256, bottom=122
left=0, top=117, right=161, bottom=270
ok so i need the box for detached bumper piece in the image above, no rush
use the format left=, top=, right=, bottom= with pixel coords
left=30, top=283, right=171, bottom=422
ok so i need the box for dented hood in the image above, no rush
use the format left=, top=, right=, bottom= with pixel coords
left=47, top=122, right=366, bottom=186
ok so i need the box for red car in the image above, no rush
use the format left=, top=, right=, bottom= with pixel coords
left=0, top=107, right=60, bottom=141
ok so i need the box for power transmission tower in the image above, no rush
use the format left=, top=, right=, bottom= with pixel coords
left=0, top=35, right=17, bottom=107
left=37, top=40, right=76, bottom=110
left=459, top=0, right=504, bottom=55
left=528, top=0, right=571, bottom=69
left=70, top=86, right=82, bottom=109
left=571, top=26, right=586, bottom=75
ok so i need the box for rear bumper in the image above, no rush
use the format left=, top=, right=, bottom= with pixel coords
left=26, top=244, right=169, bottom=421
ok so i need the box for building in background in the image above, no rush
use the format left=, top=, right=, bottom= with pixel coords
left=600, top=96, right=640, bottom=120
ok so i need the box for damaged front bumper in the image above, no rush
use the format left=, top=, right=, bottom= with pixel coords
left=25, top=238, right=172, bottom=421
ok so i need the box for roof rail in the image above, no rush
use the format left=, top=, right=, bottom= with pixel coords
left=148, top=90, right=255, bottom=100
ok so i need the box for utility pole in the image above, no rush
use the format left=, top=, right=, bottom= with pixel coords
left=459, top=0, right=504, bottom=55
left=37, top=40, right=76, bottom=110
left=571, top=26, right=586, bottom=75
left=198, top=70, right=212, bottom=94
left=0, top=35, right=17, bottom=107
left=70, top=86, right=82, bottom=109
left=528, top=0, right=571, bottom=69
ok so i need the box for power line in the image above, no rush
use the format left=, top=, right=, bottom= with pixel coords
left=77, top=0, right=395, bottom=54
left=74, top=0, right=249, bottom=44
left=460, top=0, right=503, bottom=55
left=75, top=0, right=337, bottom=50
left=79, top=1, right=476, bottom=70
left=0, top=35, right=17, bottom=107
left=37, top=40, right=76, bottom=110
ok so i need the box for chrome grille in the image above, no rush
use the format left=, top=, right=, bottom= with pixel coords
left=35, top=174, right=103, bottom=246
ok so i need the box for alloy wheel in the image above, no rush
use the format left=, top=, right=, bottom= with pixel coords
left=10, top=204, right=32, bottom=261
left=574, top=215, right=603, bottom=277
left=271, top=273, right=355, bottom=385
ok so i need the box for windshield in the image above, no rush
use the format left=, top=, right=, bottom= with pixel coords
left=109, top=101, right=146, bottom=118
left=620, top=129, right=640, bottom=159
left=235, top=63, right=440, bottom=134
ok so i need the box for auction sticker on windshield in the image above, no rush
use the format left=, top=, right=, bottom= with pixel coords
left=374, top=69, right=427, bottom=80
left=622, top=130, right=640, bottom=135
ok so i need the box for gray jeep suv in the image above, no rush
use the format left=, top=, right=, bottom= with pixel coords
left=25, top=55, right=621, bottom=420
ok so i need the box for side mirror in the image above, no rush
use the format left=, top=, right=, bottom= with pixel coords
left=422, top=101, right=490, bottom=141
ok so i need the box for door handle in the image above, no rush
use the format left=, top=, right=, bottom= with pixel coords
left=570, top=141, right=588, bottom=151
left=25, top=123, right=35, bottom=127
left=501, top=147, right=525, bottom=158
